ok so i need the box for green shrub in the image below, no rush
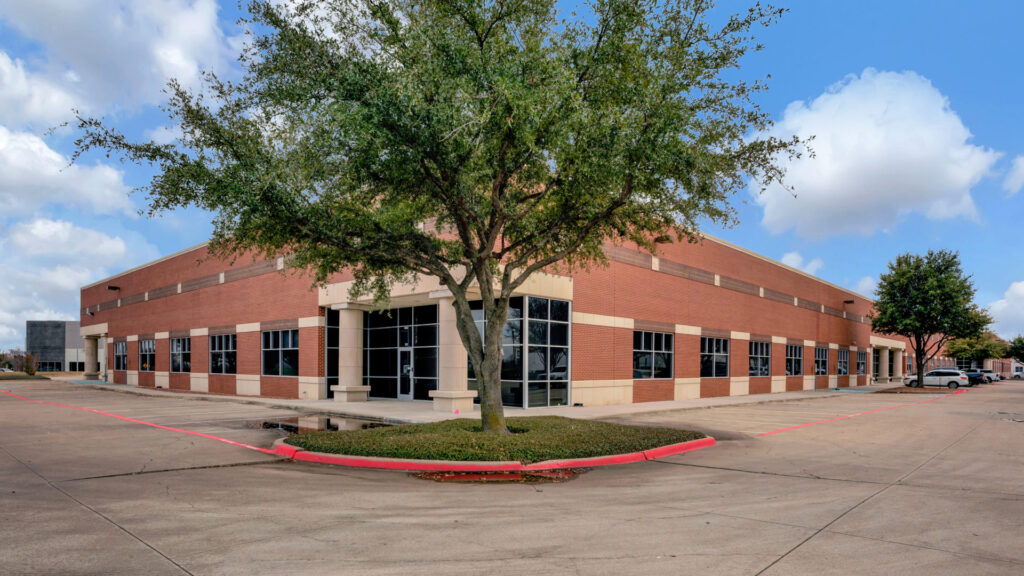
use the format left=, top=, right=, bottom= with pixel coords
left=23, top=354, right=36, bottom=376
left=286, top=416, right=703, bottom=464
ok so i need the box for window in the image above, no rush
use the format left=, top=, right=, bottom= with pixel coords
left=114, top=341, right=127, bottom=370
left=210, top=334, right=237, bottom=374
left=786, top=345, right=803, bottom=376
left=814, top=347, right=828, bottom=375
left=838, top=349, right=849, bottom=376
left=466, top=299, right=523, bottom=406
left=526, top=297, right=571, bottom=407
left=857, top=351, right=867, bottom=375
left=139, top=339, right=155, bottom=372
left=749, top=341, right=770, bottom=377
left=634, top=331, right=674, bottom=379
left=262, top=329, right=299, bottom=376
left=700, top=337, right=729, bottom=378
left=170, top=337, right=191, bottom=373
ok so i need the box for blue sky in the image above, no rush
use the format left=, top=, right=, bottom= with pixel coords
left=1, top=0, right=1022, bottom=350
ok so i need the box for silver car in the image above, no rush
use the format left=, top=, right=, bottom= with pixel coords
left=904, top=369, right=971, bottom=389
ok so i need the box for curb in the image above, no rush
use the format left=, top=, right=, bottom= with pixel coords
left=272, top=436, right=717, bottom=472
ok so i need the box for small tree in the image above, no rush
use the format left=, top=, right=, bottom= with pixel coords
left=1008, top=336, right=1024, bottom=363
left=24, top=354, right=36, bottom=376
left=945, top=332, right=1008, bottom=368
left=74, top=0, right=802, bottom=432
left=872, top=250, right=989, bottom=387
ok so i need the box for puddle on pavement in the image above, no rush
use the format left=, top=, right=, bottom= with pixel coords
left=248, top=414, right=392, bottom=435
left=415, top=469, right=585, bottom=483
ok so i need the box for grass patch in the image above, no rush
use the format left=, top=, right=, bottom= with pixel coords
left=0, top=373, right=49, bottom=381
left=285, top=416, right=704, bottom=464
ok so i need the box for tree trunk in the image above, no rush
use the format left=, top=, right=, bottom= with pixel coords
left=477, top=296, right=510, bottom=433
left=447, top=281, right=510, bottom=434
left=915, top=356, right=926, bottom=388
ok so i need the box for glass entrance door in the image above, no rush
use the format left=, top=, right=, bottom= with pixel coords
left=398, top=348, right=413, bottom=401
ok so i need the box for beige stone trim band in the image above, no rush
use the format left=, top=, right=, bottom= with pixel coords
left=79, top=322, right=109, bottom=337
left=573, top=312, right=633, bottom=329
left=298, top=316, right=326, bottom=328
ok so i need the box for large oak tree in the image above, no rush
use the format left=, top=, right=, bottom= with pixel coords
left=74, top=0, right=802, bottom=432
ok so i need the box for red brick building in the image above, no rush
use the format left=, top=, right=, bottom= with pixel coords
left=79, top=235, right=957, bottom=412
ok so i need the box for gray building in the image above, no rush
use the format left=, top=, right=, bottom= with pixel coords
left=25, top=321, right=104, bottom=373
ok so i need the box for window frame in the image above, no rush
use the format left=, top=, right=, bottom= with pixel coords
left=700, top=336, right=730, bottom=379
left=837, top=349, right=849, bottom=376
left=138, top=339, right=155, bottom=372
left=785, top=344, right=803, bottom=376
left=114, top=341, right=127, bottom=371
left=209, top=334, right=237, bottom=375
left=170, top=337, right=191, bottom=374
left=856, top=350, right=867, bottom=375
left=261, top=329, right=299, bottom=377
left=633, top=330, right=674, bottom=380
left=814, top=346, right=829, bottom=376
left=748, top=341, right=771, bottom=377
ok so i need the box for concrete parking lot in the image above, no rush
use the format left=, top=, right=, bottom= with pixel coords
left=2, top=380, right=1022, bottom=575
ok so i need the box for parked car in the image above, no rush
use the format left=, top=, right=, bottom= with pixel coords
left=0, top=367, right=13, bottom=373
left=979, top=369, right=998, bottom=383
left=904, top=369, right=971, bottom=389
left=964, top=371, right=986, bottom=385
left=1013, top=372, right=1023, bottom=380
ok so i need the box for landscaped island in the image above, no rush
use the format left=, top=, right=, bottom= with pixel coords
left=285, top=417, right=704, bottom=465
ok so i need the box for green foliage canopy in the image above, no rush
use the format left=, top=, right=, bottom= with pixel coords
left=945, top=332, right=1008, bottom=364
left=1008, top=336, right=1024, bottom=363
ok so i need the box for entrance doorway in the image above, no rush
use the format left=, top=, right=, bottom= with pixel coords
left=398, top=348, right=414, bottom=401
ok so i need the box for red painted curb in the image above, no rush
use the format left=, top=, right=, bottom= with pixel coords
left=284, top=435, right=717, bottom=472
left=642, top=436, right=717, bottom=459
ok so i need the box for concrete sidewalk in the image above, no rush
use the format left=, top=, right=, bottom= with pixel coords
left=55, top=375, right=896, bottom=423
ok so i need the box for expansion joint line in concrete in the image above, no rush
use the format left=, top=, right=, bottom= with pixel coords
left=0, top=443, right=196, bottom=576
left=753, top=393, right=988, bottom=575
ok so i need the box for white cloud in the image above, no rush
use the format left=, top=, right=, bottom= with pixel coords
left=990, top=281, right=1024, bottom=339
left=780, top=251, right=824, bottom=275
left=0, top=125, right=134, bottom=216
left=854, top=276, right=878, bottom=297
left=0, top=0, right=239, bottom=109
left=755, top=68, right=1001, bottom=239
left=0, top=51, right=79, bottom=128
left=8, top=219, right=127, bottom=260
left=1003, top=156, right=1024, bottom=196
left=0, top=220, right=158, bottom=350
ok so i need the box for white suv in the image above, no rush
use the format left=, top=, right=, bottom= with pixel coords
left=904, top=369, right=971, bottom=389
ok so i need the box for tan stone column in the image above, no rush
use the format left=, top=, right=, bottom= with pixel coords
left=331, top=305, right=371, bottom=402
left=429, top=296, right=477, bottom=413
left=84, top=336, right=100, bottom=380
left=879, top=348, right=890, bottom=382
